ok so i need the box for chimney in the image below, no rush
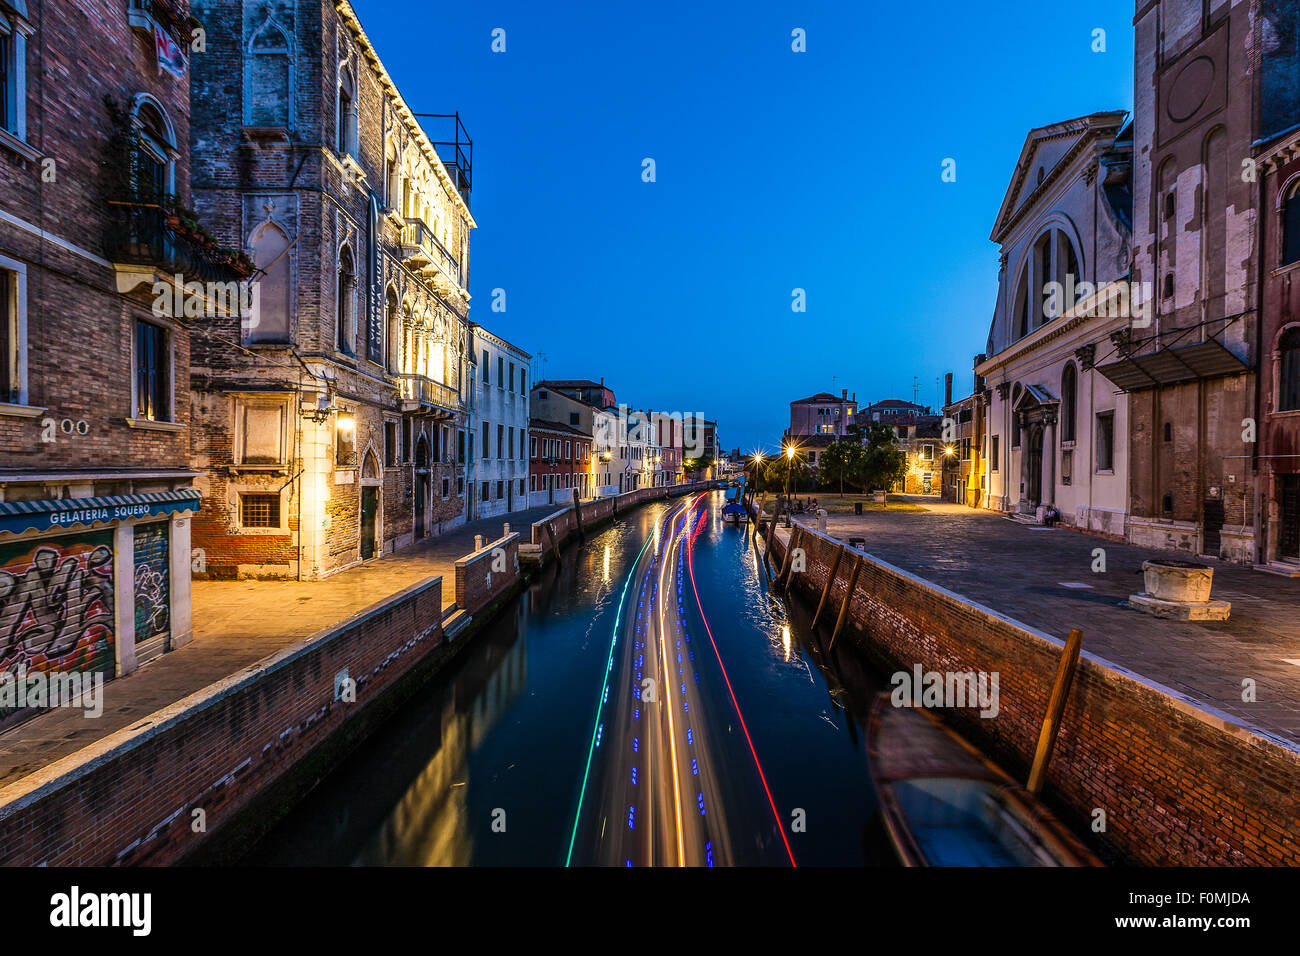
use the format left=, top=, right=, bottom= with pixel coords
left=944, top=372, right=953, bottom=408
left=974, top=354, right=987, bottom=393
left=852, top=392, right=856, bottom=404
left=841, top=388, right=847, bottom=401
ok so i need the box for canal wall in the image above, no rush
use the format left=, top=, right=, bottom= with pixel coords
left=765, top=520, right=1300, bottom=866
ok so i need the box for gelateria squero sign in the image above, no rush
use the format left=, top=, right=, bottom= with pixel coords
left=0, top=492, right=201, bottom=535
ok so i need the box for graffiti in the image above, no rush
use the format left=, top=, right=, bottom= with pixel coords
left=133, top=522, right=170, bottom=643
left=0, top=533, right=115, bottom=675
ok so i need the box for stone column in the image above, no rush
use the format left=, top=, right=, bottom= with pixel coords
left=1043, top=412, right=1057, bottom=507
left=169, top=513, right=194, bottom=649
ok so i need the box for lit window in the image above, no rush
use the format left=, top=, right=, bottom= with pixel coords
left=134, top=319, right=170, bottom=421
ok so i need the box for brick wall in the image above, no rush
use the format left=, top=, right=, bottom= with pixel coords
left=0, top=574, right=446, bottom=865
left=454, top=532, right=520, bottom=615
left=770, top=521, right=1300, bottom=866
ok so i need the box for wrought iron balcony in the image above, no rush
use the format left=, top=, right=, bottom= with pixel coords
left=397, top=374, right=460, bottom=417
left=400, top=219, right=463, bottom=294
left=107, top=201, right=240, bottom=285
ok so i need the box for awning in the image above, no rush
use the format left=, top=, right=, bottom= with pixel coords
left=1096, top=340, right=1249, bottom=392
left=0, top=489, right=201, bottom=536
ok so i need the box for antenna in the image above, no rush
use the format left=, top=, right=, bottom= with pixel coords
left=912, top=376, right=920, bottom=405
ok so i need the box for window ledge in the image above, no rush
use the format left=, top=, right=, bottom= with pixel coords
left=0, top=402, right=46, bottom=419
left=0, top=129, right=40, bottom=164
left=230, top=464, right=289, bottom=474
left=126, top=417, right=186, bottom=432
left=1095, top=469, right=1115, bottom=476
left=1267, top=408, right=1300, bottom=419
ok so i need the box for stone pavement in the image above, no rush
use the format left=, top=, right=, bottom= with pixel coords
left=795, top=496, right=1300, bottom=747
left=0, top=504, right=561, bottom=788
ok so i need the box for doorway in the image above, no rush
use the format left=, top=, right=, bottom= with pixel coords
left=1280, top=475, right=1300, bottom=562
left=415, top=435, right=430, bottom=540
left=1202, top=497, right=1225, bottom=557
left=1027, top=426, right=1044, bottom=506
left=360, top=486, right=378, bottom=559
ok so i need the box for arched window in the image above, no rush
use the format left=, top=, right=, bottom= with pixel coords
left=132, top=97, right=175, bottom=199
left=1061, top=362, right=1078, bottom=442
left=246, top=19, right=292, bottom=128
left=336, top=246, right=355, bottom=355
left=1280, top=327, right=1300, bottom=412
left=1013, top=270, right=1030, bottom=339
left=337, top=69, right=356, bottom=157
left=1283, top=180, right=1300, bottom=267
left=385, top=288, right=400, bottom=372
left=248, top=219, right=291, bottom=344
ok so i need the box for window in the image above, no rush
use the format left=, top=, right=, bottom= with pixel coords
left=401, top=418, right=411, bottom=462
left=496, top=480, right=503, bottom=500
left=519, top=479, right=525, bottom=496
left=564, top=440, right=571, bottom=459
left=509, top=362, right=515, bottom=391
left=442, top=477, right=449, bottom=499
left=385, top=289, right=401, bottom=371
left=237, top=403, right=286, bottom=465
left=336, top=246, right=355, bottom=354
left=1164, top=421, right=1173, bottom=443
left=482, top=421, right=489, bottom=458
left=240, top=493, right=281, bottom=528
left=520, top=370, right=527, bottom=393
left=246, top=18, right=291, bottom=128
left=1096, top=411, right=1115, bottom=472
left=0, top=1, right=27, bottom=143
left=247, top=219, right=291, bottom=343
left=135, top=320, right=170, bottom=421
left=1285, top=182, right=1300, bottom=267
left=0, top=264, right=21, bottom=404
left=1061, top=449, right=1072, bottom=486
left=531, top=435, right=537, bottom=458
left=481, top=481, right=489, bottom=502
left=497, top=355, right=504, bottom=387
left=1060, top=363, right=1077, bottom=443
left=497, top=423, right=504, bottom=458
left=335, top=416, right=356, bottom=466
left=337, top=69, right=356, bottom=156
left=132, top=99, right=175, bottom=200
left=1280, top=328, right=1300, bottom=412
left=384, top=421, right=398, bottom=467
left=482, top=350, right=489, bottom=382
left=508, top=426, right=514, bottom=459
left=457, top=477, right=464, bottom=495
left=990, top=435, right=999, bottom=471
left=458, top=429, right=465, bottom=463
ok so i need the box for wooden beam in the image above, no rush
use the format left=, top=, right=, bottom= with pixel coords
left=545, top=521, right=562, bottom=564
left=777, top=527, right=800, bottom=591
left=573, top=497, right=585, bottom=539
left=811, top=544, right=845, bottom=629
left=829, top=554, right=863, bottom=649
left=1027, top=628, right=1083, bottom=796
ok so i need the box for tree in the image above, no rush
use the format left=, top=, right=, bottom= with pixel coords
left=763, top=454, right=814, bottom=494
left=820, top=440, right=866, bottom=496
left=860, top=422, right=907, bottom=493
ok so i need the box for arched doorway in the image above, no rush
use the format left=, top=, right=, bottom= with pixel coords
left=360, top=450, right=381, bottom=559
left=414, top=434, right=430, bottom=540
left=1027, top=425, right=1044, bottom=507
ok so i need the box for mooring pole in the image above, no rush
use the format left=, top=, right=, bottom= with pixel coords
left=1027, top=628, right=1083, bottom=796
left=829, top=554, right=863, bottom=649
left=777, top=526, right=800, bottom=592
left=811, top=544, right=845, bottom=629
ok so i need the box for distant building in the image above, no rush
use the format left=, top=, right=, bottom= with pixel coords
left=789, top=389, right=857, bottom=438
left=860, top=400, right=943, bottom=494
left=528, top=418, right=591, bottom=506
left=469, top=325, right=530, bottom=519
left=941, top=370, right=987, bottom=508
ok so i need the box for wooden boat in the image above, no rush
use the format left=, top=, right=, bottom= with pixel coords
left=867, top=693, right=1102, bottom=867
left=721, top=502, right=747, bottom=523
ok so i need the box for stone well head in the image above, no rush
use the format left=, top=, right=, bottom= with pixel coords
left=1142, top=558, right=1214, bottom=603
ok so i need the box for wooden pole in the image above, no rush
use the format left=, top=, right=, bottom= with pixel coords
left=777, top=527, right=800, bottom=591
left=811, top=545, right=845, bottom=629
left=1027, top=628, right=1083, bottom=796
left=829, top=555, right=863, bottom=649
left=573, top=497, right=586, bottom=539
left=545, top=521, right=562, bottom=564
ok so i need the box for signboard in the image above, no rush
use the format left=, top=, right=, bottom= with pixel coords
left=0, top=493, right=200, bottom=536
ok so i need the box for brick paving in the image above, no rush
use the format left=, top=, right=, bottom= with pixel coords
left=795, top=497, right=1300, bottom=747
left=0, top=505, right=560, bottom=788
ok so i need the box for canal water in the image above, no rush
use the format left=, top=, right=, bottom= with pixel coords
left=246, top=492, right=894, bottom=866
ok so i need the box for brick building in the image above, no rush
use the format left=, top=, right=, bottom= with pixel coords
left=1114, top=0, right=1259, bottom=562
left=860, top=400, right=944, bottom=494
left=941, top=371, right=988, bottom=508
left=788, top=389, right=857, bottom=438
left=0, top=0, right=227, bottom=691
left=1253, top=34, right=1300, bottom=572
left=187, top=0, right=475, bottom=579
left=527, top=418, right=591, bottom=506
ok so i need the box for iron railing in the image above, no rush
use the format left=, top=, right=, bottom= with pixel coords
left=106, top=201, right=236, bottom=284
left=397, top=374, right=460, bottom=413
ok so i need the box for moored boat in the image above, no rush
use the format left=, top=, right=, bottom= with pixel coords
left=721, top=502, right=747, bottom=523
left=866, top=693, right=1102, bottom=867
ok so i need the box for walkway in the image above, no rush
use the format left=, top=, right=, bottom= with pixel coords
left=795, top=498, right=1300, bottom=747
left=0, top=504, right=561, bottom=788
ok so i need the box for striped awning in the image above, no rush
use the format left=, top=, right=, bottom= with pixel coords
left=0, top=489, right=201, bottom=535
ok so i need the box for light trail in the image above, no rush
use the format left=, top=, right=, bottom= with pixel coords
left=654, top=509, right=686, bottom=865
left=565, top=514, right=660, bottom=867
left=687, top=504, right=798, bottom=867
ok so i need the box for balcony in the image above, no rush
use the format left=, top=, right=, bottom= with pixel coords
left=128, top=0, right=191, bottom=43
left=107, top=201, right=247, bottom=293
left=397, top=374, right=459, bottom=418
left=399, top=219, right=464, bottom=295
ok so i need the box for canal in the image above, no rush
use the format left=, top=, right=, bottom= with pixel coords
left=246, top=491, right=894, bottom=866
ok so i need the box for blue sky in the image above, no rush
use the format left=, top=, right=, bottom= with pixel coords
left=357, top=0, right=1135, bottom=454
